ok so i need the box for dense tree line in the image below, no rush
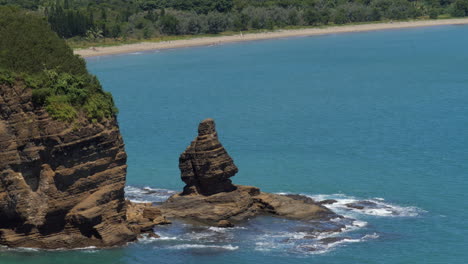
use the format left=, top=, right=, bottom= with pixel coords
left=1, top=0, right=468, bottom=40
left=0, top=6, right=116, bottom=122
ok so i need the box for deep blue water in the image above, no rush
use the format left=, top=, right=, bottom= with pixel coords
left=2, top=25, right=468, bottom=263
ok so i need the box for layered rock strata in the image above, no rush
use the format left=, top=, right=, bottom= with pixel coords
left=179, top=118, right=238, bottom=195
left=159, top=119, right=337, bottom=225
left=0, top=82, right=159, bottom=249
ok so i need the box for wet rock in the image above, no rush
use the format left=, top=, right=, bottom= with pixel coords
left=346, top=204, right=365, bottom=209
left=217, top=220, right=234, bottom=228
left=147, top=231, right=160, bottom=239
left=345, top=200, right=379, bottom=210
left=319, top=236, right=349, bottom=244
left=283, top=194, right=316, bottom=204
left=318, top=199, right=338, bottom=205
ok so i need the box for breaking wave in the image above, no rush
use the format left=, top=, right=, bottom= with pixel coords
left=304, top=193, right=426, bottom=217
left=125, top=186, right=176, bottom=203
left=167, top=244, right=239, bottom=251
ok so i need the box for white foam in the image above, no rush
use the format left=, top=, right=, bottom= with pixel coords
left=362, top=233, right=380, bottom=240
left=10, top=247, right=40, bottom=252
left=167, top=244, right=239, bottom=251
left=297, top=193, right=426, bottom=217
left=297, top=232, right=380, bottom=255
left=158, top=236, right=179, bottom=240
left=207, top=226, right=247, bottom=233
left=0, top=246, right=101, bottom=253
left=254, top=241, right=278, bottom=252
left=124, top=186, right=176, bottom=203
left=138, top=235, right=159, bottom=244
left=129, top=199, right=154, bottom=203
left=352, top=220, right=368, bottom=228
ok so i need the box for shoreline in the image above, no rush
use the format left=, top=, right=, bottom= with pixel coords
left=74, top=18, right=468, bottom=58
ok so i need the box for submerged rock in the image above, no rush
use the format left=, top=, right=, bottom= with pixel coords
left=319, top=199, right=338, bottom=205
left=345, top=201, right=381, bottom=210
left=159, top=119, right=339, bottom=225
left=179, top=118, right=238, bottom=195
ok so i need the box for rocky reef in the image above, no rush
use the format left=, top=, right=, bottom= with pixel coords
left=0, top=82, right=163, bottom=249
left=159, top=119, right=338, bottom=226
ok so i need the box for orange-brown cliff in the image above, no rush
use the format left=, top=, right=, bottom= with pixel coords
left=0, top=81, right=163, bottom=249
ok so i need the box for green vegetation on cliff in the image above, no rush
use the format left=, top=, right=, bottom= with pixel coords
left=0, top=7, right=116, bottom=122
left=1, top=0, right=468, bottom=44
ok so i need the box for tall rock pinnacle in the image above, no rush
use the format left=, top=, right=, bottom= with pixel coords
left=179, top=118, right=238, bottom=195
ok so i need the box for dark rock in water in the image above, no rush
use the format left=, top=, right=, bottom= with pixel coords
left=295, top=220, right=346, bottom=234
left=346, top=200, right=380, bottom=210
left=346, top=204, right=365, bottom=210
left=319, top=236, right=350, bottom=244
left=283, top=194, right=316, bottom=204
left=217, top=220, right=234, bottom=228
left=319, top=199, right=338, bottom=205
left=179, top=118, right=238, bottom=195
left=159, top=118, right=339, bottom=225
left=147, top=231, right=160, bottom=239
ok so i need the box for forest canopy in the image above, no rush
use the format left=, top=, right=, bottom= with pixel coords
left=0, top=6, right=117, bottom=122
left=0, top=0, right=467, bottom=41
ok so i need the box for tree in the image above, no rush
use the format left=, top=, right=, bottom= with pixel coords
left=86, top=28, right=103, bottom=42
left=451, top=0, right=468, bottom=16
left=159, top=14, right=179, bottom=35
left=288, top=9, right=299, bottom=25
left=234, top=13, right=249, bottom=30
left=333, top=8, right=348, bottom=24
left=0, top=6, right=87, bottom=75
left=304, top=8, right=320, bottom=25
left=429, top=8, right=439, bottom=18
left=206, top=12, right=229, bottom=33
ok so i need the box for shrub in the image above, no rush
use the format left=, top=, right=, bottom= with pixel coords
left=45, top=96, right=78, bottom=122
left=0, top=7, right=117, bottom=122
left=206, top=12, right=229, bottom=33
left=159, top=14, right=180, bottom=35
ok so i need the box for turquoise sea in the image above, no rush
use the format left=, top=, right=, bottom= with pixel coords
left=2, top=25, right=468, bottom=263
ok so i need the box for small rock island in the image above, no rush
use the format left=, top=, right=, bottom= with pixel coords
left=158, top=119, right=338, bottom=227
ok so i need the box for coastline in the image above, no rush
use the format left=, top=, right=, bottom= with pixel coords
left=74, top=18, right=468, bottom=58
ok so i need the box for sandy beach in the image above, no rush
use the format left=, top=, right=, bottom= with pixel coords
left=74, top=18, right=468, bottom=58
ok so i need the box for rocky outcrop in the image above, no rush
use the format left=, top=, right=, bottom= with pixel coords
left=126, top=201, right=170, bottom=236
left=159, top=119, right=338, bottom=225
left=0, top=82, right=158, bottom=249
left=160, top=185, right=336, bottom=225
left=179, top=118, right=238, bottom=195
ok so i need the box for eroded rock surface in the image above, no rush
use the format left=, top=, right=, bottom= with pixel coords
left=0, top=82, right=158, bottom=249
left=179, top=118, right=238, bottom=195
left=159, top=119, right=338, bottom=225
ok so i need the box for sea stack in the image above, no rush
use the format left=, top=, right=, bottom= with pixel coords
left=159, top=118, right=338, bottom=226
left=179, top=118, right=238, bottom=195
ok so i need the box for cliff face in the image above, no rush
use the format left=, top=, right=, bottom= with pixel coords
left=0, top=82, right=138, bottom=248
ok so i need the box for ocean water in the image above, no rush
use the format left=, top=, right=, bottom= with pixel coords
left=2, top=25, right=468, bottom=263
